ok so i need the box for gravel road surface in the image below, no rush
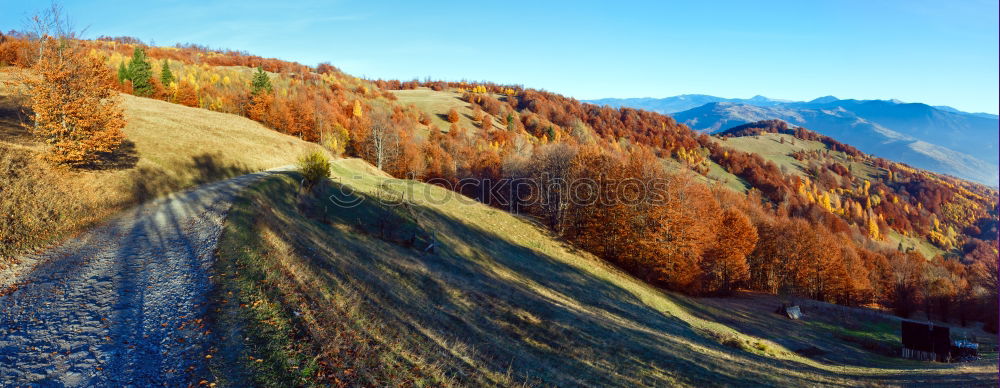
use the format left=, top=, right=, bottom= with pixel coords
left=0, top=169, right=287, bottom=386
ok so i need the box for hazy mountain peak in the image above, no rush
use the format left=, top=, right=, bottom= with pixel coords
left=808, top=95, right=839, bottom=104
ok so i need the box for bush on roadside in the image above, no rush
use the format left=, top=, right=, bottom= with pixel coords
left=296, top=151, right=330, bottom=192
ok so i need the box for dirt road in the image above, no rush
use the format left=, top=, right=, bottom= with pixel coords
left=0, top=169, right=287, bottom=386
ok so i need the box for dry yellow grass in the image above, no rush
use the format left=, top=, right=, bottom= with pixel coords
left=0, top=68, right=324, bottom=270
left=391, top=88, right=504, bottom=133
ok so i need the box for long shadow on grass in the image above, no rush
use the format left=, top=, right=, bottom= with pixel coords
left=240, top=175, right=884, bottom=387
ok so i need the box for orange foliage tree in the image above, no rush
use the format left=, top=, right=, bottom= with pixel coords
left=700, top=208, right=758, bottom=294
left=175, top=80, right=199, bottom=107
left=25, top=37, right=126, bottom=166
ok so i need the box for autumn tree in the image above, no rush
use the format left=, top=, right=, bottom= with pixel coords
left=316, top=62, right=336, bottom=75
left=0, top=33, right=30, bottom=67
left=447, top=108, right=460, bottom=123
left=527, top=143, right=578, bottom=234
left=175, top=80, right=199, bottom=107
left=24, top=28, right=126, bottom=166
left=125, top=47, right=153, bottom=96
left=347, top=100, right=362, bottom=118
left=700, top=209, right=758, bottom=294
left=245, top=92, right=272, bottom=122
left=363, top=111, right=400, bottom=170
left=478, top=113, right=492, bottom=130
left=322, top=123, right=350, bottom=156
left=747, top=219, right=792, bottom=293
left=888, top=251, right=926, bottom=317
left=642, top=172, right=721, bottom=291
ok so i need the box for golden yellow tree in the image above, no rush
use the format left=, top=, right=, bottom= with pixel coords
left=867, top=216, right=881, bottom=240
left=25, top=37, right=126, bottom=166
left=352, top=100, right=363, bottom=118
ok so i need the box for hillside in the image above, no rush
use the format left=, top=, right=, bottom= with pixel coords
left=714, top=132, right=945, bottom=259
left=391, top=87, right=752, bottom=192
left=0, top=68, right=324, bottom=271
left=393, top=88, right=503, bottom=132
left=208, top=158, right=998, bottom=387
left=2, top=32, right=996, bottom=386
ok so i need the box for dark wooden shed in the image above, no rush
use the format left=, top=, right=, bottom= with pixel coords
left=901, top=320, right=951, bottom=362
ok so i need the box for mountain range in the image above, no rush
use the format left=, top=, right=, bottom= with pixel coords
left=585, top=95, right=999, bottom=186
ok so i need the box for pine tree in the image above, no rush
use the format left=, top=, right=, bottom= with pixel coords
left=160, top=59, right=174, bottom=86
left=117, top=61, right=128, bottom=84
left=250, top=66, right=272, bottom=95
left=126, top=47, right=152, bottom=96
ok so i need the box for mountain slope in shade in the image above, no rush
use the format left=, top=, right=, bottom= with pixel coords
left=786, top=99, right=999, bottom=165
left=932, top=105, right=999, bottom=120
left=585, top=94, right=787, bottom=114
left=672, top=102, right=999, bottom=186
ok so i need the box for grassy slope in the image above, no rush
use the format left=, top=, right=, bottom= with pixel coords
left=0, top=68, right=324, bottom=270
left=211, top=158, right=997, bottom=387
left=715, top=133, right=879, bottom=180
left=392, top=88, right=503, bottom=132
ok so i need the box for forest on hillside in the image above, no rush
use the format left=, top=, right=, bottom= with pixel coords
left=2, top=31, right=996, bottom=331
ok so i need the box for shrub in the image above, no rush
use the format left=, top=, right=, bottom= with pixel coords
left=296, top=151, right=330, bottom=191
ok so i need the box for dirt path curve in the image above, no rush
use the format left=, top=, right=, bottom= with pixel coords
left=0, top=167, right=290, bottom=386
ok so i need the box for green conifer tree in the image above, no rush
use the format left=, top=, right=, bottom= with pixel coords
left=126, top=47, right=153, bottom=96
left=159, top=59, right=174, bottom=86
left=117, top=61, right=128, bottom=84
left=250, top=66, right=272, bottom=95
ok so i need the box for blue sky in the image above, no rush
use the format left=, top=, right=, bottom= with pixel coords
left=3, top=0, right=998, bottom=113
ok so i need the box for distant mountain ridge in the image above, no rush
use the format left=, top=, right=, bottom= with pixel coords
left=657, top=98, right=999, bottom=186
left=585, top=94, right=789, bottom=114
left=586, top=94, right=999, bottom=118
